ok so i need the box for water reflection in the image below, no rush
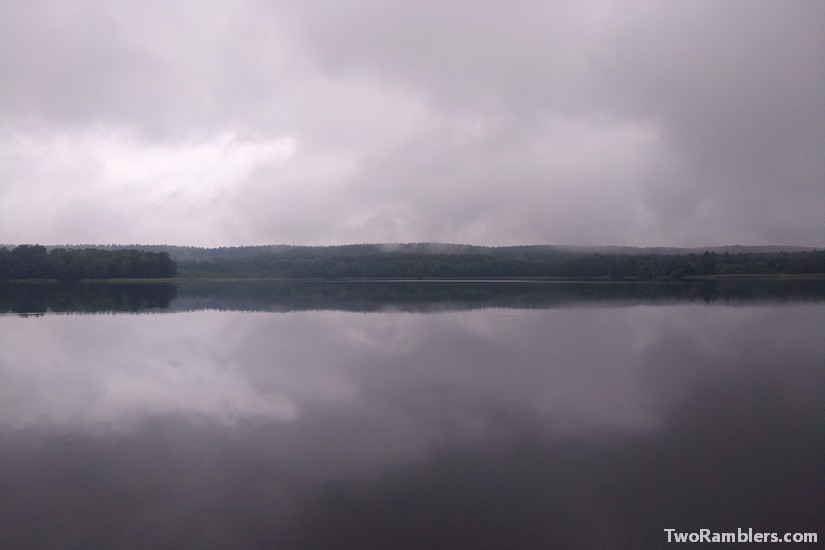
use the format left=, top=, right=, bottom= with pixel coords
left=2, top=279, right=824, bottom=314
left=0, top=282, right=176, bottom=314
left=0, top=290, right=822, bottom=548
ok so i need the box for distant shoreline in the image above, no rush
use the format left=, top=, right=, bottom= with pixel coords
left=681, top=274, right=825, bottom=282
left=4, top=274, right=825, bottom=284
left=4, top=243, right=824, bottom=281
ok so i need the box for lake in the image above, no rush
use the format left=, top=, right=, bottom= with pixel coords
left=0, top=281, right=822, bottom=549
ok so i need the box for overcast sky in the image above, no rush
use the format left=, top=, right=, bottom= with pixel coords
left=1, top=0, right=822, bottom=247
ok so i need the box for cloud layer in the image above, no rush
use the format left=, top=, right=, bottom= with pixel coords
left=1, top=0, right=822, bottom=246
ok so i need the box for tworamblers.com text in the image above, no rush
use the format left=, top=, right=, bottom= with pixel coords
left=664, top=528, right=817, bottom=544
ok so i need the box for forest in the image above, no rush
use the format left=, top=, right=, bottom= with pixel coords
left=176, top=247, right=825, bottom=280
left=2, top=243, right=824, bottom=281
left=0, top=245, right=177, bottom=280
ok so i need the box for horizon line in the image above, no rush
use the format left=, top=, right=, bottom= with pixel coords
left=3, top=242, right=822, bottom=251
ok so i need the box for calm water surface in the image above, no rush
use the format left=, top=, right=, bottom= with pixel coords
left=0, top=282, right=822, bottom=549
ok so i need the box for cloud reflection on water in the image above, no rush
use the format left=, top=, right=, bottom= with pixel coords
left=0, top=303, right=822, bottom=548
left=1, top=304, right=820, bottom=438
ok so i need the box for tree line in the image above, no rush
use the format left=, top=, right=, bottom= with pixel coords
left=0, top=245, right=177, bottom=280
left=178, top=249, right=825, bottom=280
left=3, top=244, right=822, bottom=281
left=0, top=282, right=177, bottom=314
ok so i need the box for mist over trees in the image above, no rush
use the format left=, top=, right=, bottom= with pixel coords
left=0, top=245, right=177, bottom=280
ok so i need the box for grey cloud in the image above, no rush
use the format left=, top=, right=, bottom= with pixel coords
left=0, top=0, right=299, bottom=139
left=1, top=2, right=170, bottom=132
left=277, top=0, right=605, bottom=118
left=0, top=0, right=821, bottom=246
left=599, top=1, right=825, bottom=244
left=276, top=0, right=824, bottom=245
